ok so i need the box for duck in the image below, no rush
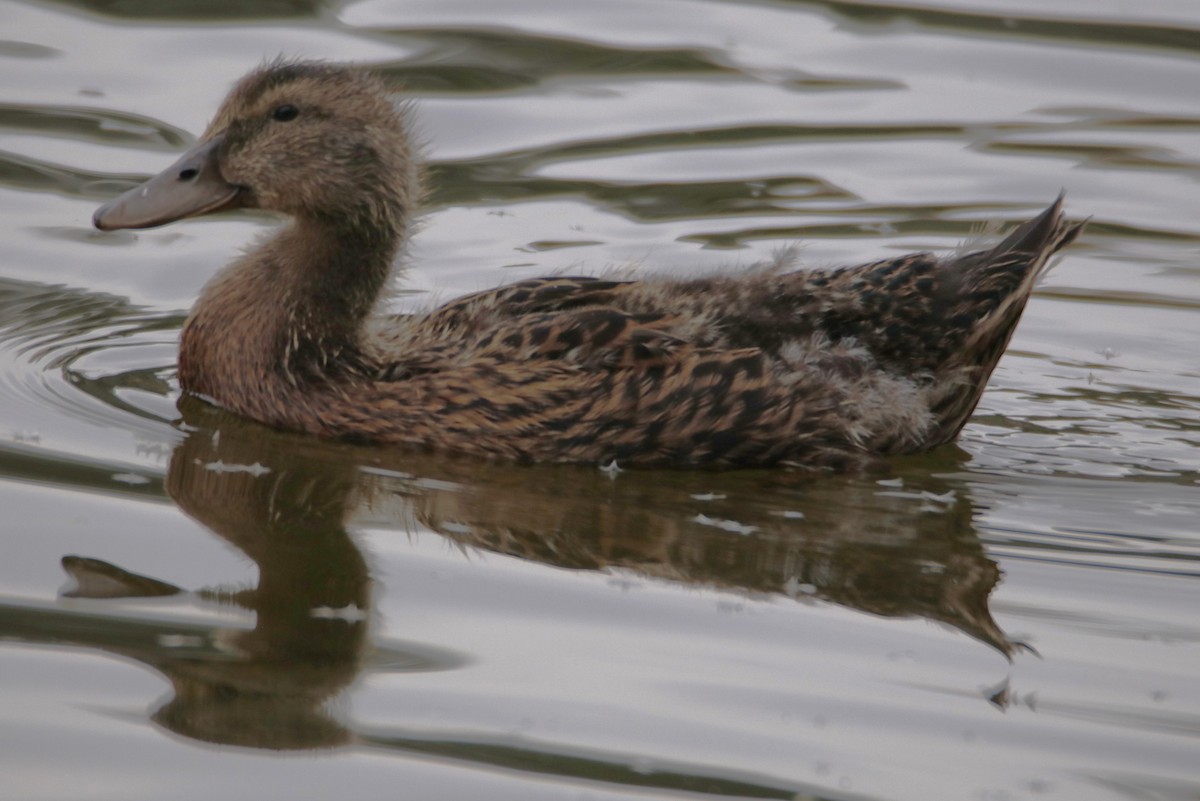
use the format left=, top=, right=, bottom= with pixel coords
left=93, top=60, right=1084, bottom=469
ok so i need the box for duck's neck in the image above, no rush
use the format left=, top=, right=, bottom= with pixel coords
left=179, top=216, right=401, bottom=421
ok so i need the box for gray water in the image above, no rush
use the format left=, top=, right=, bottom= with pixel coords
left=1, top=1, right=1198, bottom=799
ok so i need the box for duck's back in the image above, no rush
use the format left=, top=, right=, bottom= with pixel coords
left=352, top=199, right=1079, bottom=467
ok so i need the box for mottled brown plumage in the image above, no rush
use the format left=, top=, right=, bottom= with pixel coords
left=93, top=60, right=1084, bottom=469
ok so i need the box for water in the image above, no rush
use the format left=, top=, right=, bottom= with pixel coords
left=2, top=1, right=1199, bottom=799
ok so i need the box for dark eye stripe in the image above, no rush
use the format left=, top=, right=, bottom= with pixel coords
left=271, top=104, right=299, bottom=122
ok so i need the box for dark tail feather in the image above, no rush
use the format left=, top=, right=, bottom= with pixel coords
left=954, top=192, right=1084, bottom=285
left=927, top=195, right=1085, bottom=446
left=991, top=191, right=1084, bottom=278
left=995, top=192, right=1072, bottom=254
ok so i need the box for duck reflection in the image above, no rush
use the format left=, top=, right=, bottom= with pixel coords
left=55, top=396, right=1016, bottom=760
left=59, top=402, right=466, bottom=750
left=147, top=417, right=373, bottom=751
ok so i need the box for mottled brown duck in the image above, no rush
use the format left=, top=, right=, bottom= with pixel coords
left=93, top=60, right=1084, bottom=469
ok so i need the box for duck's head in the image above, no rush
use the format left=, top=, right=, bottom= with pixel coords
left=94, top=60, right=419, bottom=236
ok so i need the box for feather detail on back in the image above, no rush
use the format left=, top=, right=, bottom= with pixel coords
left=347, top=196, right=1083, bottom=466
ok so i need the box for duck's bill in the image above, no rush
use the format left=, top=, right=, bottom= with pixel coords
left=93, top=135, right=243, bottom=231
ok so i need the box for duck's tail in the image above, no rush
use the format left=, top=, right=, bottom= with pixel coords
left=925, top=194, right=1086, bottom=446
left=957, top=192, right=1084, bottom=291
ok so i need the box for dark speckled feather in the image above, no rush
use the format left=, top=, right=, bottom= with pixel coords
left=353, top=196, right=1080, bottom=466
left=95, top=61, right=1085, bottom=469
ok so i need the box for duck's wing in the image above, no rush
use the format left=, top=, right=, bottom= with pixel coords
left=376, top=304, right=708, bottom=381
left=467, top=306, right=700, bottom=368
left=416, top=276, right=635, bottom=334
left=374, top=277, right=657, bottom=377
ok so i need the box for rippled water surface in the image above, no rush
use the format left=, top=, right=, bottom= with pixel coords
left=2, top=1, right=1199, bottom=799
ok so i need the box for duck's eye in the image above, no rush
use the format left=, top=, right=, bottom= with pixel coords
left=271, top=104, right=299, bottom=122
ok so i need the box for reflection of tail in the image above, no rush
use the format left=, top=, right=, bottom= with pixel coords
left=927, top=195, right=1086, bottom=445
